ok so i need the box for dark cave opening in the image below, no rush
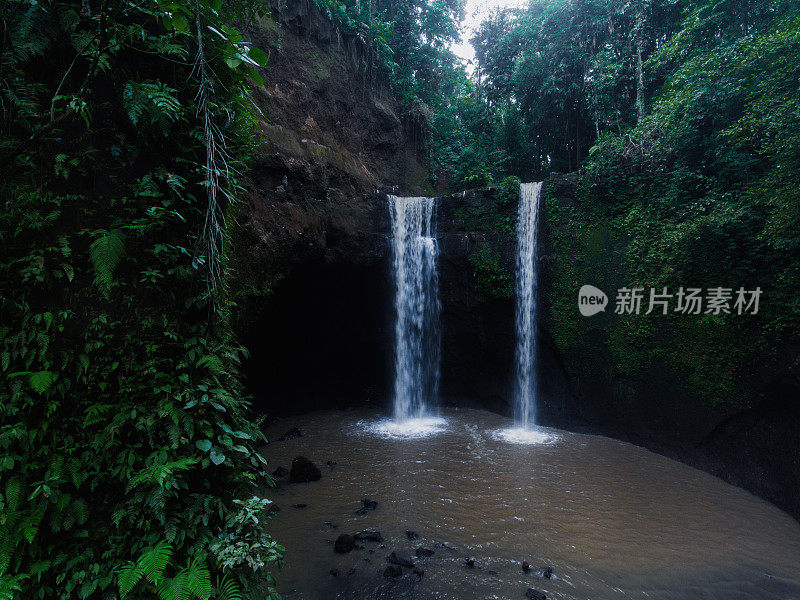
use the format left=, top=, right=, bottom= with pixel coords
left=242, top=261, right=394, bottom=416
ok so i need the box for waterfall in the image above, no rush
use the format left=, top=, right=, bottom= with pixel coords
left=513, top=182, right=543, bottom=429
left=388, top=195, right=441, bottom=422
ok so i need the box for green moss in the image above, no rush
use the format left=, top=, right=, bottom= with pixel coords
left=468, top=243, right=514, bottom=300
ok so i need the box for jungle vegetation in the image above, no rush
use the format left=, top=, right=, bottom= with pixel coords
left=2, top=0, right=798, bottom=598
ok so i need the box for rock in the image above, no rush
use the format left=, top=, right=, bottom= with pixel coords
left=435, top=542, right=456, bottom=551
left=539, top=566, right=553, bottom=579
left=271, top=466, right=289, bottom=478
left=405, top=530, right=419, bottom=540
left=347, top=567, right=356, bottom=576
left=522, top=561, right=531, bottom=573
left=334, top=534, right=356, bottom=554
left=289, top=456, right=321, bottom=483
left=386, top=551, right=414, bottom=568
left=383, top=565, right=402, bottom=578
left=354, top=530, right=383, bottom=542
left=412, top=567, right=424, bottom=580
left=326, top=460, right=337, bottom=468
left=488, top=570, right=498, bottom=576
left=278, top=427, right=302, bottom=441
left=355, top=498, right=378, bottom=514
left=292, top=503, right=307, bottom=509
left=416, top=547, right=434, bottom=557
left=525, top=589, right=546, bottom=600
left=329, top=569, right=339, bottom=577
left=464, top=557, right=475, bottom=569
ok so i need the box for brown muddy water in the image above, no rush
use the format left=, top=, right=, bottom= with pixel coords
left=262, top=408, right=800, bottom=600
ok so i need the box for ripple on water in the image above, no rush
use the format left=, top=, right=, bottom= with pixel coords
left=356, top=416, right=447, bottom=439
left=491, top=426, right=560, bottom=445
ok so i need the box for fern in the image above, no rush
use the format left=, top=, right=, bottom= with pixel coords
left=119, top=544, right=212, bottom=600
left=183, top=557, right=211, bottom=600
left=215, top=577, right=243, bottom=600
left=29, top=370, right=56, bottom=393
left=89, top=230, right=125, bottom=298
left=4, top=479, right=21, bottom=512
left=118, top=561, right=144, bottom=599
left=137, top=541, right=173, bottom=585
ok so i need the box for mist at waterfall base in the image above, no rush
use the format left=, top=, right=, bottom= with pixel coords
left=372, top=195, right=443, bottom=438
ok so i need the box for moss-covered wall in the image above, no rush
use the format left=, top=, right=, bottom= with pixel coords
left=539, top=173, right=800, bottom=521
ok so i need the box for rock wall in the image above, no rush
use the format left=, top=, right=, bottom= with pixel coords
left=538, top=173, right=800, bottom=522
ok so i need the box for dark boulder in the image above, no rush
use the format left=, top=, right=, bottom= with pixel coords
left=412, top=567, right=424, bottom=580
left=289, top=456, right=321, bottom=483
left=355, top=498, right=378, bottom=514
left=326, top=460, right=337, bottom=468
left=405, top=530, right=419, bottom=540
left=292, top=503, right=307, bottom=509
left=464, top=557, right=475, bottom=569
left=538, top=566, right=553, bottom=579
left=386, top=551, right=414, bottom=568
left=278, top=427, right=302, bottom=441
left=334, top=534, right=356, bottom=554
left=383, top=565, right=403, bottom=578
left=354, top=530, right=383, bottom=542
left=416, top=547, right=434, bottom=557
left=525, top=589, right=546, bottom=600
left=435, top=542, right=456, bottom=551
left=521, top=561, right=531, bottom=573
left=329, top=569, right=339, bottom=577
left=271, top=466, right=289, bottom=478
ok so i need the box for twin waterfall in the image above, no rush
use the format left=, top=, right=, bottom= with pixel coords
left=388, top=183, right=542, bottom=431
left=388, top=196, right=441, bottom=422
left=513, top=182, right=543, bottom=429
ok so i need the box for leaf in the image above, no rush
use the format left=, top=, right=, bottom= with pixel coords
left=172, top=13, right=188, bottom=32
left=209, top=450, right=225, bottom=465
left=225, top=57, right=241, bottom=68
left=29, top=371, right=56, bottom=393
left=137, top=541, right=173, bottom=585
left=247, top=47, right=269, bottom=66
left=118, top=561, right=144, bottom=598
left=5, top=478, right=21, bottom=511
left=185, top=556, right=211, bottom=599
left=195, top=439, right=212, bottom=452
left=90, top=230, right=125, bottom=298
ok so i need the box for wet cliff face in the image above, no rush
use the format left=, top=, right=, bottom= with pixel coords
left=234, top=12, right=525, bottom=417
left=239, top=186, right=529, bottom=418
left=538, top=173, right=800, bottom=521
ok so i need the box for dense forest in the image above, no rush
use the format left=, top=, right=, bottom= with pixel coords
left=2, top=0, right=798, bottom=598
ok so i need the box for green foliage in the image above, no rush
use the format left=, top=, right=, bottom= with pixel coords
left=0, top=0, right=281, bottom=599
left=468, top=244, right=514, bottom=300
left=89, top=230, right=126, bottom=298
left=119, top=543, right=215, bottom=600
left=309, top=0, right=463, bottom=109
left=543, top=0, right=800, bottom=407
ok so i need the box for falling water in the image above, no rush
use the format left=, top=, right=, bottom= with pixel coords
left=388, top=195, right=441, bottom=423
left=513, top=182, right=543, bottom=429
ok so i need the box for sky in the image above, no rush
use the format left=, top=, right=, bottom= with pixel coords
left=450, top=0, right=530, bottom=65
